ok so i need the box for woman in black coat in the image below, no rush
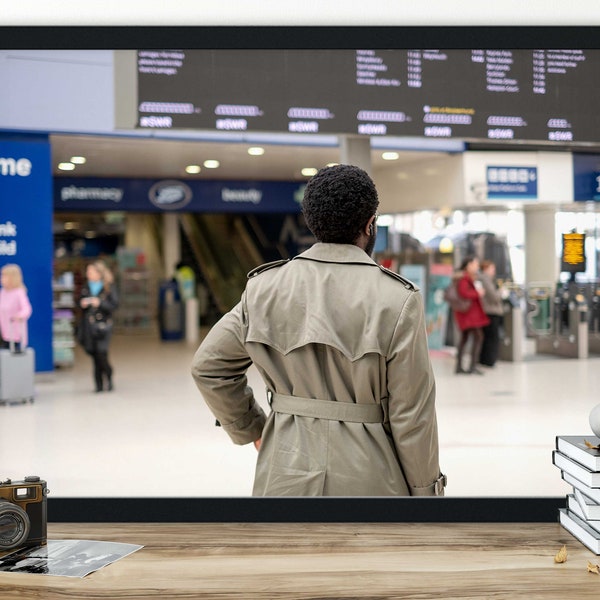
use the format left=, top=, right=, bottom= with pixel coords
left=78, top=260, right=118, bottom=392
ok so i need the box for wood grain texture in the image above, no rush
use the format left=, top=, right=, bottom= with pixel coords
left=1, top=522, right=600, bottom=599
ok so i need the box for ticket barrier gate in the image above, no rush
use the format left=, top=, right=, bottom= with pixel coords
left=499, top=288, right=523, bottom=362
left=526, top=284, right=553, bottom=337
left=535, top=283, right=589, bottom=359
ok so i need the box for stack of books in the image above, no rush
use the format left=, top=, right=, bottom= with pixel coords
left=553, top=435, right=600, bottom=554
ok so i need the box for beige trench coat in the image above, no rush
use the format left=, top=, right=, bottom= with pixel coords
left=191, top=243, right=444, bottom=496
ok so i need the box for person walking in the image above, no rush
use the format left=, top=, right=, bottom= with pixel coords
left=0, top=264, right=32, bottom=352
left=478, top=260, right=504, bottom=367
left=191, top=164, right=445, bottom=497
left=78, top=260, right=118, bottom=392
left=453, top=255, right=490, bottom=375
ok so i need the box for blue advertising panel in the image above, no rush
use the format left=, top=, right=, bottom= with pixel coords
left=572, top=153, right=600, bottom=201
left=399, top=264, right=427, bottom=299
left=594, top=173, right=600, bottom=201
left=54, top=177, right=306, bottom=213
left=0, top=138, right=53, bottom=371
left=486, top=166, right=538, bottom=199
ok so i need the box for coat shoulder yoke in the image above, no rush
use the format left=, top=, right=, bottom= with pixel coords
left=378, top=265, right=418, bottom=291
left=247, top=259, right=290, bottom=279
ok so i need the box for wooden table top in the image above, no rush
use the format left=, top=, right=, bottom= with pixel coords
left=1, top=522, right=599, bottom=599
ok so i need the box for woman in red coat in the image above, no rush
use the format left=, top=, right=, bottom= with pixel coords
left=454, top=256, right=490, bottom=374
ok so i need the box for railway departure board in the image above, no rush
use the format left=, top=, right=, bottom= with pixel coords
left=136, top=49, right=600, bottom=144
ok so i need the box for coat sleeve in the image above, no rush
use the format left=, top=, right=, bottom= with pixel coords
left=480, top=274, right=503, bottom=314
left=386, top=291, right=444, bottom=496
left=99, top=288, right=118, bottom=314
left=15, top=289, right=32, bottom=320
left=457, top=276, right=479, bottom=300
left=191, top=300, right=267, bottom=445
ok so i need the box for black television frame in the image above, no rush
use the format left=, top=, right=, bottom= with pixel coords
left=3, top=25, right=592, bottom=523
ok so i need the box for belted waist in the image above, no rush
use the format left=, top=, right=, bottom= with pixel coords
left=269, top=392, right=384, bottom=423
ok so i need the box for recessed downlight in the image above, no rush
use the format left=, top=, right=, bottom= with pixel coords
left=247, top=147, right=265, bottom=156
left=70, top=156, right=86, bottom=164
left=301, top=167, right=318, bottom=177
left=203, top=160, right=220, bottom=169
left=382, top=152, right=400, bottom=160
left=185, top=165, right=201, bottom=174
left=58, top=162, right=76, bottom=171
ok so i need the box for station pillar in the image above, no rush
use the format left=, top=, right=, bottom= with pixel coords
left=524, top=205, right=558, bottom=287
left=339, top=135, right=372, bottom=175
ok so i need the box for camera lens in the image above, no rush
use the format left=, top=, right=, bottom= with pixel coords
left=0, top=500, right=31, bottom=550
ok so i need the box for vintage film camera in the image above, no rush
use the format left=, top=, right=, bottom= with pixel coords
left=0, top=476, right=48, bottom=553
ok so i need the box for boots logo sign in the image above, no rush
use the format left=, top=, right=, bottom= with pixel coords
left=0, top=157, right=32, bottom=177
left=148, top=180, right=192, bottom=210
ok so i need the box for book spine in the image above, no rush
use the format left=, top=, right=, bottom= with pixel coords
left=574, top=487, right=600, bottom=520
left=559, top=509, right=600, bottom=555
left=557, top=438, right=585, bottom=469
left=557, top=437, right=599, bottom=471
left=562, top=471, right=600, bottom=504
left=553, top=451, right=600, bottom=488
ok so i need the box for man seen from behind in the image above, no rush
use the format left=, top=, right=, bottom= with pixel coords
left=191, top=164, right=446, bottom=496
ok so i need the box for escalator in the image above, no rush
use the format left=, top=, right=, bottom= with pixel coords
left=179, top=213, right=266, bottom=314
left=179, top=212, right=313, bottom=318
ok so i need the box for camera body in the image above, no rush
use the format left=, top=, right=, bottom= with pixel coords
left=0, top=476, right=48, bottom=553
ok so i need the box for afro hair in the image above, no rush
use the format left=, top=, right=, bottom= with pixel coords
left=301, top=164, right=379, bottom=244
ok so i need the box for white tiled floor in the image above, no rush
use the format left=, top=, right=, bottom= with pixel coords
left=1, top=331, right=599, bottom=498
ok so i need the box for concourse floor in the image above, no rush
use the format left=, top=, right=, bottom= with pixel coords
left=1, top=330, right=598, bottom=499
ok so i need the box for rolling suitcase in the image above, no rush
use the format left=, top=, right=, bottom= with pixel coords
left=0, top=325, right=35, bottom=406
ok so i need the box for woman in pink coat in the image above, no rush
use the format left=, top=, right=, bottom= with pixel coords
left=454, top=256, right=490, bottom=375
left=0, top=264, right=32, bottom=351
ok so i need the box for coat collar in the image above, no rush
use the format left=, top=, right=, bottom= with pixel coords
left=295, top=243, right=378, bottom=267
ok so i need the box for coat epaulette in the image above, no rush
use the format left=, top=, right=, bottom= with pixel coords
left=378, top=265, right=418, bottom=291
left=247, top=259, right=290, bottom=279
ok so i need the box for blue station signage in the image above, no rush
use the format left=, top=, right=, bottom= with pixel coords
left=486, top=166, right=538, bottom=200
left=54, top=178, right=306, bottom=213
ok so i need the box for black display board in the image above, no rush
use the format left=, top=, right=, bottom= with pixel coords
left=137, top=48, right=599, bottom=143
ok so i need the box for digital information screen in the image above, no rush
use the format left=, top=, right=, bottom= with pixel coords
left=136, top=49, right=599, bottom=144
left=561, top=232, right=586, bottom=273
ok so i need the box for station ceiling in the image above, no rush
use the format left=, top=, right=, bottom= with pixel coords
left=49, top=133, right=448, bottom=181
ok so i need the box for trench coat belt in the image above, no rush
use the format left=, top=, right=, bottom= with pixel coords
left=269, top=392, right=384, bottom=423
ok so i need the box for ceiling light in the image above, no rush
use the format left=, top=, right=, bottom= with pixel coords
left=382, top=152, right=400, bottom=160
left=439, top=237, right=454, bottom=253
left=58, top=162, right=76, bottom=171
left=70, top=156, right=86, bottom=164
left=301, top=167, right=318, bottom=177
left=326, top=162, right=339, bottom=167
left=247, top=147, right=265, bottom=156
left=203, top=160, right=220, bottom=169
left=185, top=165, right=201, bottom=174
